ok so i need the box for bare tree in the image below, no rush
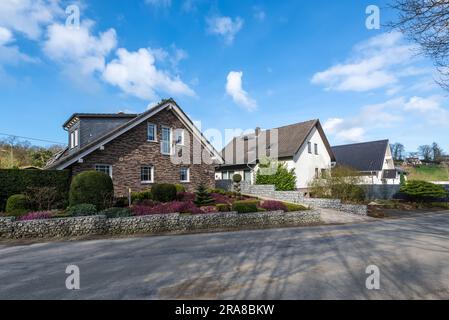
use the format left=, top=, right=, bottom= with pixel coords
left=418, top=144, right=433, bottom=162
left=431, top=142, right=444, bottom=161
left=390, top=0, right=449, bottom=90
left=391, top=142, right=405, bottom=161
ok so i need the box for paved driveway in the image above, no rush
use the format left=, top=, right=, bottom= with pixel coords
left=1, top=211, right=449, bottom=299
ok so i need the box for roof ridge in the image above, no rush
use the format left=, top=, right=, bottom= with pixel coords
left=332, top=139, right=389, bottom=148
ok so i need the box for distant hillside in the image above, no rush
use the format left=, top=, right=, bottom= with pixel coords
left=407, top=165, right=449, bottom=182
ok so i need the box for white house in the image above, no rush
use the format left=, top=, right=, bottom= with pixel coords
left=331, top=140, right=400, bottom=185
left=215, top=119, right=336, bottom=190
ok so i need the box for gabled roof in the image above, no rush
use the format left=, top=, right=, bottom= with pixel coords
left=219, top=119, right=335, bottom=167
left=46, top=99, right=223, bottom=170
left=331, top=139, right=390, bottom=172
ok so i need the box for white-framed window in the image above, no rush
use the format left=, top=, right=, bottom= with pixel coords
left=70, top=129, right=79, bottom=149
left=180, top=167, right=190, bottom=182
left=147, top=123, right=157, bottom=142
left=315, top=168, right=319, bottom=178
left=222, top=171, right=234, bottom=180
left=314, top=143, right=318, bottom=155
left=95, top=164, right=112, bottom=177
left=161, top=126, right=172, bottom=155
left=175, top=129, right=185, bottom=146
left=244, top=170, right=252, bottom=183
left=308, top=142, right=312, bottom=154
left=141, top=166, right=154, bottom=183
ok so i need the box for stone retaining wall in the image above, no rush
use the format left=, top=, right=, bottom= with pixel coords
left=0, top=210, right=320, bottom=240
left=239, top=184, right=368, bottom=216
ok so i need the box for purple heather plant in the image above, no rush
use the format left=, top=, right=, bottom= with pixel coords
left=259, top=200, right=287, bottom=212
left=19, top=211, right=53, bottom=221
left=211, top=193, right=231, bottom=204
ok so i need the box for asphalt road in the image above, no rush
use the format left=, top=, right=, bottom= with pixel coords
left=1, top=211, right=449, bottom=299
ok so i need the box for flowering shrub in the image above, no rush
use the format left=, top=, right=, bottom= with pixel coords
left=19, top=211, right=53, bottom=221
left=211, top=193, right=230, bottom=204
left=131, top=201, right=202, bottom=216
left=259, top=200, right=287, bottom=212
left=200, top=206, right=218, bottom=214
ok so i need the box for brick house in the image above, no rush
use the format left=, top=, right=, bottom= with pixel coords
left=46, top=99, right=222, bottom=196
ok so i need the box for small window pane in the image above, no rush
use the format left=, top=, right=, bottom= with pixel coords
left=74, top=130, right=78, bottom=147
left=95, top=165, right=111, bottom=177
left=148, top=124, right=156, bottom=141
left=180, top=167, right=189, bottom=182
left=141, top=166, right=153, bottom=182
left=314, top=143, right=318, bottom=155
left=308, top=142, right=312, bottom=153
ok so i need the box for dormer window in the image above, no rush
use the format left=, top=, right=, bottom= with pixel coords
left=70, top=129, right=79, bottom=149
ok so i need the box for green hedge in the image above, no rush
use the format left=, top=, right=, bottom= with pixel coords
left=0, top=169, right=70, bottom=212
left=255, top=162, right=296, bottom=191
left=5, top=194, right=28, bottom=217
left=400, top=180, right=448, bottom=201
left=232, top=200, right=260, bottom=213
left=69, top=171, right=114, bottom=210
left=151, top=183, right=177, bottom=202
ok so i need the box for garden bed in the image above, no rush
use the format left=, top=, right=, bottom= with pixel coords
left=0, top=210, right=320, bottom=240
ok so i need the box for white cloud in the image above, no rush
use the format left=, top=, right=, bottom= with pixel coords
left=145, top=0, right=171, bottom=7
left=43, top=21, right=117, bottom=75
left=206, top=16, right=243, bottom=45
left=404, top=95, right=442, bottom=112
left=323, top=98, right=405, bottom=143
left=323, top=118, right=344, bottom=133
left=102, top=48, right=195, bottom=100
left=149, top=45, right=188, bottom=71
left=226, top=71, right=257, bottom=110
left=324, top=95, right=449, bottom=143
left=0, top=0, right=62, bottom=40
left=312, top=32, right=421, bottom=93
left=404, top=95, right=449, bottom=125
left=0, top=27, right=13, bottom=45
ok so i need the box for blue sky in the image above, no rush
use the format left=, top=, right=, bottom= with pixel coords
left=0, top=0, right=448, bottom=153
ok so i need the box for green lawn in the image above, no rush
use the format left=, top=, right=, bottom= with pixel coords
left=407, top=165, right=449, bottom=181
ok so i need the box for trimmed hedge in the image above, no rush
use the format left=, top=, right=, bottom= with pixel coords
left=400, top=180, right=448, bottom=201
left=69, top=171, right=114, bottom=210
left=151, top=183, right=177, bottom=202
left=0, top=169, right=70, bottom=212
left=232, top=200, right=260, bottom=214
left=6, top=194, right=28, bottom=217
left=67, top=204, right=97, bottom=217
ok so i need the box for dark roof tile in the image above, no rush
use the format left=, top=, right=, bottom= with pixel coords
left=331, top=140, right=389, bottom=171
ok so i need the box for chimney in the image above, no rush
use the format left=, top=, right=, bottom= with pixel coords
left=255, top=127, right=261, bottom=136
